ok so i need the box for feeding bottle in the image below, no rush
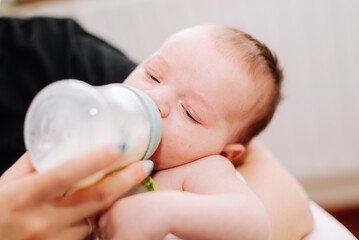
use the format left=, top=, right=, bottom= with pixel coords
left=24, top=79, right=162, bottom=188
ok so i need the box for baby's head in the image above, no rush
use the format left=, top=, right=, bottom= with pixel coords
left=124, top=25, right=282, bottom=169
left=209, top=26, right=283, bottom=146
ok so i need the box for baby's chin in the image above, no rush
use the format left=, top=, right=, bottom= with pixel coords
left=147, top=151, right=179, bottom=170
left=148, top=144, right=190, bottom=170
left=148, top=144, right=166, bottom=169
left=147, top=149, right=164, bottom=170
left=148, top=154, right=169, bottom=170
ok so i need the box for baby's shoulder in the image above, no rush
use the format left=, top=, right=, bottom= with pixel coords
left=152, top=165, right=188, bottom=191
left=153, top=155, right=236, bottom=191
left=181, top=155, right=243, bottom=193
left=186, top=154, right=236, bottom=173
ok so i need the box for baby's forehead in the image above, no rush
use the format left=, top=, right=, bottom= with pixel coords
left=159, top=27, right=246, bottom=69
left=173, top=26, right=255, bottom=77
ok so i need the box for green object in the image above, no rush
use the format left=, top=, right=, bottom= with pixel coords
left=142, top=176, right=157, bottom=191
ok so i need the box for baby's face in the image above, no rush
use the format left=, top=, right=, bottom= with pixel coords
left=124, top=27, right=259, bottom=169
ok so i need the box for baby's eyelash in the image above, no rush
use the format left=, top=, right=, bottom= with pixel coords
left=181, top=103, right=200, bottom=124
left=185, top=110, right=198, bottom=123
left=150, top=75, right=160, bottom=83
left=179, top=100, right=198, bottom=123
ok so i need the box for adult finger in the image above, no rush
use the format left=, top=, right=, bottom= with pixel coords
left=52, top=220, right=92, bottom=240
left=34, top=144, right=124, bottom=199
left=0, top=152, right=36, bottom=183
left=59, top=160, right=153, bottom=220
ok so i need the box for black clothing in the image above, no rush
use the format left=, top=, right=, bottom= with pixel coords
left=0, top=17, right=137, bottom=174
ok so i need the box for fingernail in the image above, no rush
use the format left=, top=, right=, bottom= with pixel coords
left=112, top=141, right=126, bottom=153
left=143, top=160, right=154, bottom=174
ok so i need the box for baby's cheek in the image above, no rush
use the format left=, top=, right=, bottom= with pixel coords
left=187, top=143, right=193, bottom=150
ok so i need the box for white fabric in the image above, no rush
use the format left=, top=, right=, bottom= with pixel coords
left=235, top=170, right=247, bottom=184
left=303, top=201, right=357, bottom=240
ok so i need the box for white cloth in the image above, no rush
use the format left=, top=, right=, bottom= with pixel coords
left=303, top=201, right=357, bottom=240
left=235, top=170, right=247, bottom=184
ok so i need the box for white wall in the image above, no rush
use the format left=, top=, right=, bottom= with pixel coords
left=2, top=0, right=359, bottom=209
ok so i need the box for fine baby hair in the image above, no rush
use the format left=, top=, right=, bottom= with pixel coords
left=209, top=25, right=283, bottom=145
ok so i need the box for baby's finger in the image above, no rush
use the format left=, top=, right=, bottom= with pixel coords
left=60, top=160, right=153, bottom=219
left=34, top=144, right=124, bottom=199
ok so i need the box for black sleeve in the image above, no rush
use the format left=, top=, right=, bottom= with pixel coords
left=0, top=17, right=137, bottom=173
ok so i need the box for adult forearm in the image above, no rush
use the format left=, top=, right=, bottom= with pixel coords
left=237, top=140, right=313, bottom=240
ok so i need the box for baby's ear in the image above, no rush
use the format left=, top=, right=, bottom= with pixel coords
left=220, top=143, right=245, bottom=162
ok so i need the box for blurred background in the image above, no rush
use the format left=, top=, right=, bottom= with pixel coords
left=1, top=0, right=358, bottom=236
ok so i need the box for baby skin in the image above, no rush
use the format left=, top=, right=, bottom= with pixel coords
left=99, top=25, right=279, bottom=240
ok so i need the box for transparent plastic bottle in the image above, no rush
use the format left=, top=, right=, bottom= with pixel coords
left=24, top=79, right=162, bottom=188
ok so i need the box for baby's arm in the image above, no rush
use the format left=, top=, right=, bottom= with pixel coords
left=99, top=156, right=270, bottom=240
left=164, top=155, right=271, bottom=240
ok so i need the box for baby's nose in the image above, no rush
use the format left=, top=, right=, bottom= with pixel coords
left=157, top=103, right=169, bottom=118
left=144, top=90, right=170, bottom=118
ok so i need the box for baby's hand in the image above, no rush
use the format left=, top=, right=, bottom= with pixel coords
left=98, top=191, right=172, bottom=240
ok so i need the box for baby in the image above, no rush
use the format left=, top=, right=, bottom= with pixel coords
left=98, top=25, right=283, bottom=240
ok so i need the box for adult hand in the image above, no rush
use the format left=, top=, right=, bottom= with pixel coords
left=0, top=145, right=153, bottom=240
